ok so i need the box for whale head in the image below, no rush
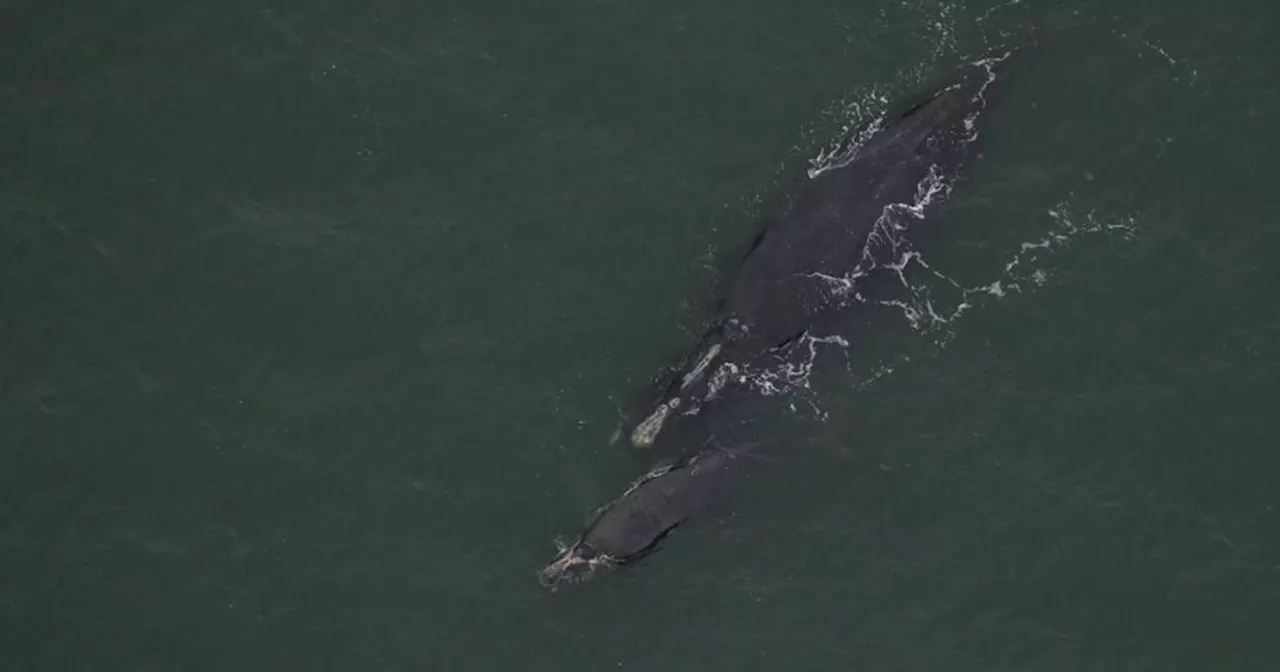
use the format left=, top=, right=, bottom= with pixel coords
left=536, top=538, right=616, bottom=589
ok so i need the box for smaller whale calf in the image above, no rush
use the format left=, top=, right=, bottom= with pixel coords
left=538, top=445, right=749, bottom=588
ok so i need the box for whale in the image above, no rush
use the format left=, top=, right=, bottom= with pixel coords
left=540, top=51, right=1018, bottom=588
left=625, top=51, right=1016, bottom=454
left=538, top=445, right=751, bottom=588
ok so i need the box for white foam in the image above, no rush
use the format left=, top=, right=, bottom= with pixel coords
left=700, top=198, right=1139, bottom=415
left=808, top=111, right=888, bottom=178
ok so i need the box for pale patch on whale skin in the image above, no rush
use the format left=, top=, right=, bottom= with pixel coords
left=628, top=342, right=723, bottom=449
left=680, top=342, right=722, bottom=390
left=629, top=396, right=680, bottom=448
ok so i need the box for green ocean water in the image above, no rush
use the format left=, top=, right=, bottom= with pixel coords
left=2, top=1, right=1277, bottom=669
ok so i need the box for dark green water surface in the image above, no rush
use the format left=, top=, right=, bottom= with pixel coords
left=3, top=1, right=1278, bottom=669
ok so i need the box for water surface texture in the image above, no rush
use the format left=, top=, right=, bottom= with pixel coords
left=3, top=1, right=1278, bottom=670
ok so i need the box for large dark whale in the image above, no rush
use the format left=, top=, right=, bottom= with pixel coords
left=627, top=52, right=1016, bottom=454
left=540, top=52, right=1017, bottom=588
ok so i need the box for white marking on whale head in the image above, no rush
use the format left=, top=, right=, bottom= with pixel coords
left=537, top=539, right=619, bottom=589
